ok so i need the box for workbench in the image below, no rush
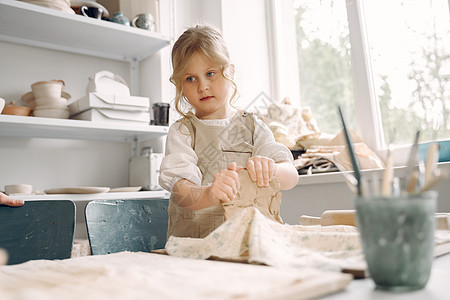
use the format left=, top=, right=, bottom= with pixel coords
left=324, top=253, right=450, bottom=299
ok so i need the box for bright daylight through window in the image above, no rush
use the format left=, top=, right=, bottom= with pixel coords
left=292, top=0, right=449, bottom=147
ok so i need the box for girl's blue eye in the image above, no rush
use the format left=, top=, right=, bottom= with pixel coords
left=206, top=71, right=215, bottom=77
left=186, top=76, right=195, bottom=82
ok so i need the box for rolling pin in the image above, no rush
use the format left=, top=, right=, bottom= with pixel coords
left=299, top=210, right=356, bottom=226
left=300, top=211, right=450, bottom=229
left=436, top=214, right=450, bottom=230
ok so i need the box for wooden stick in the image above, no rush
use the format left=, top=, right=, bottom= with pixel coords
left=424, top=142, right=439, bottom=186
left=406, top=170, right=419, bottom=194
left=381, top=147, right=393, bottom=196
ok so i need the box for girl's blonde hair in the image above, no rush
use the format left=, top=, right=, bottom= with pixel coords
left=170, top=24, right=238, bottom=118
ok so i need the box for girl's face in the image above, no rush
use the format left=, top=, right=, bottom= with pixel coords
left=182, top=52, right=232, bottom=119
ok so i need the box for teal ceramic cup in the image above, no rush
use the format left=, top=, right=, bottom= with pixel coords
left=355, top=191, right=437, bottom=292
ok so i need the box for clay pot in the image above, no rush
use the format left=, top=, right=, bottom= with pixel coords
left=1, top=101, right=32, bottom=116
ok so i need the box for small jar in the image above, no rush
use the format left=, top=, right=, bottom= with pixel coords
left=110, top=12, right=130, bottom=26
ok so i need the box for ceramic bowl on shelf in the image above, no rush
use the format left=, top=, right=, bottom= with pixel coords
left=1, top=101, right=32, bottom=116
left=22, top=91, right=71, bottom=110
left=4, top=184, right=33, bottom=195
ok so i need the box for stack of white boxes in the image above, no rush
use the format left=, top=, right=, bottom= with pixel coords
left=69, top=92, right=150, bottom=125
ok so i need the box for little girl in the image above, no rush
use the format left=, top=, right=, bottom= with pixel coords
left=159, top=25, right=298, bottom=238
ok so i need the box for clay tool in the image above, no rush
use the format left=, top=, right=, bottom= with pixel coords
left=370, top=172, right=380, bottom=196
left=418, top=168, right=448, bottom=193
left=424, top=142, right=439, bottom=186
left=337, top=106, right=362, bottom=196
left=417, top=159, right=426, bottom=189
left=392, top=177, right=400, bottom=196
left=403, top=130, right=420, bottom=191
left=406, top=170, right=419, bottom=194
left=381, top=144, right=394, bottom=196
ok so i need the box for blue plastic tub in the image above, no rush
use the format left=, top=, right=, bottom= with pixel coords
left=418, top=140, right=450, bottom=163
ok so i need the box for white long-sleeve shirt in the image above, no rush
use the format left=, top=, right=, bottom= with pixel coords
left=158, top=112, right=293, bottom=193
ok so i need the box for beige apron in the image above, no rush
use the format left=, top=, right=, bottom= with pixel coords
left=167, top=111, right=255, bottom=238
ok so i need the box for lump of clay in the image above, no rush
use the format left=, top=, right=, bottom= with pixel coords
left=222, top=170, right=283, bottom=223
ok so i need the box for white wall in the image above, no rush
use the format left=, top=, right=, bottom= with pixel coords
left=221, top=0, right=273, bottom=108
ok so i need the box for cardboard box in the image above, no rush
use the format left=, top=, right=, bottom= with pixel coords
left=71, top=108, right=150, bottom=124
left=69, top=92, right=150, bottom=116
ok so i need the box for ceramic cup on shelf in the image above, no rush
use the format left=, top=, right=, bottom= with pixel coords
left=31, top=80, right=65, bottom=99
left=132, top=13, right=155, bottom=31
left=81, top=6, right=104, bottom=19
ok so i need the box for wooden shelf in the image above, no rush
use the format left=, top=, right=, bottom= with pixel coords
left=0, top=0, right=170, bottom=61
left=0, top=114, right=169, bottom=142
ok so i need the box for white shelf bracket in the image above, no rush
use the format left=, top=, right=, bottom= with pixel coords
left=132, top=137, right=139, bottom=157
left=130, top=58, right=139, bottom=95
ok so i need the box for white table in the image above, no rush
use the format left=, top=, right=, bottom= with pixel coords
left=324, top=254, right=450, bottom=299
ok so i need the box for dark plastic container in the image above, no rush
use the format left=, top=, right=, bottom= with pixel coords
left=152, top=102, right=170, bottom=126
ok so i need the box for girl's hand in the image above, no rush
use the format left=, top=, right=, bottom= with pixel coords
left=208, top=162, right=240, bottom=204
left=246, top=156, right=276, bottom=187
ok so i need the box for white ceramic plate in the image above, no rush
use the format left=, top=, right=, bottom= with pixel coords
left=22, top=91, right=71, bottom=103
left=34, top=97, right=68, bottom=109
left=108, top=186, right=142, bottom=193
left=70, top=0, right=109, bottom=17
left=44, top=187, right=110, bottom=194
left=33, top=108, right=70, bottom=119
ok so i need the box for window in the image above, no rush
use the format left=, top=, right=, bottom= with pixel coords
left=292, top=0, right=356, bottom=135
left=363, top=0, right=449, bottom=145
left=273, top=0, right=449, bottom=162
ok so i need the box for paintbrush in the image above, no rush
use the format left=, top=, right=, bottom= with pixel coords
left=418, top=168, right=448, bottom=193
left=337, top=106, right=363, bottom=196
left=424, top=142, right=439, bottom=186
left=381, top=143, right=394, bottom=196
left=403, top=130, right=420, bottom=191
left=381, top=129, right=396, bottom=196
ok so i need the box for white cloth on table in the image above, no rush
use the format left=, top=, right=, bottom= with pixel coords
left=166, top=207, right=450, bottom=274
left=0, top=251, right=352, bottom=300
left=166, top=207, right=365, bottom=272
